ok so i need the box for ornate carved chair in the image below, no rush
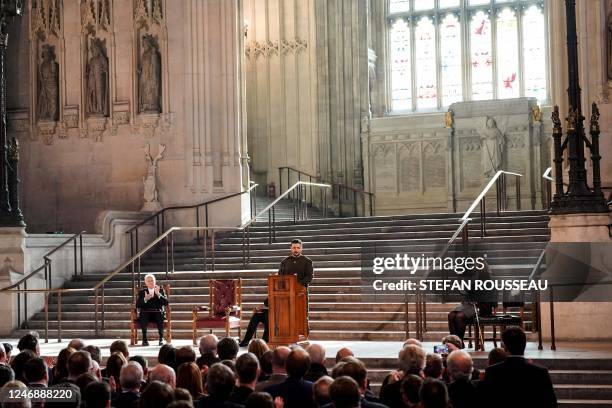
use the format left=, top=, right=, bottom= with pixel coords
left=192, top=279, right=242, bottom=345
left=466, top=302, right=524, bottom=351
left=130, top=284, right=172, bottom=345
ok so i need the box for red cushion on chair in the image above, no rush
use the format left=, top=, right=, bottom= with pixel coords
left=212, top=280, right=237, bottom=317
left=194, top=315, right=241, bottom=329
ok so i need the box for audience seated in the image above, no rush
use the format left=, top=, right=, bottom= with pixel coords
left=304, top=343, right=328, bottom=382
left=17, top=332, right=40, bottom=355
left=229, top=352, right=259, bottom=405
left=11, top=349, right=37, bottom=383
left=258, top=350, right=273, bottom=382
left=403, top=339, right=422, bottom=348
left=487, top=347, right=508, bottom=367
left=0, top=364, right=15, bottom=388
left=424, top=354, right=443, bottom=380
left=197, top=334, right=220, bottom=369
left=256, top=347, right=290, bottom=391
left=84, top=381, right=111, bottom=408
left=84, top=345, right=102, bottom=364
left=330, top=357, right=385, bottom=408
left=0, top=343, right=8, bottom=365
left=478, top=326, right=557, bottom=408
left=158, top=344, right=177, bottom=371
left=197, top=363, right=242, bottom=408
left=400, top=375, right=423, bottom=408
left=129, top=355, right=149, bottom=378
left=149, top=364, right=177, bottom=389
left=114, top=361, right=144, bottom=408
left=23, top=357, right=48, bottom=387
left=103, top=352, right=127, bottom=387
left=245, top=391, right=275, bottom=408
left=76, top=372, right=98, bottom=397
left=67, top=338, right=85, bottom=351
left=217, top=338, right=240, bottom=361
left=139, top=380, right=175, bottom=408
left=51, top=347, right=75, bottom=384
left=248, top=339, right=270, bottom=363
left=110, top=340, right=130, bottom=359
left=379, top=345, right=426, bottom=408
left=313, top=376, right=333, bottom=407
left=446, top=350, right=477, bottom=408
left=0, top=380, right=31, bottom=408
left=334, top=348, right=354, bottom=364
left=176, top=346, right=197, bottom=368
left=265, top=347, right=315, bottom=408
left=329, top=376, right=361, bottom=408
left=176, top=362, right=205, bottom=401
left=420, top=378, right=449, bottom=408
left=3, top=343, right=13, bottom=362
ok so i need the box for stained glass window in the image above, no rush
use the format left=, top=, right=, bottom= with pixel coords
left=387, top=0, right=547, bottom=112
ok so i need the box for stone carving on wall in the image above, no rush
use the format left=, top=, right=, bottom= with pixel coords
left=86, top=38, right=110, bottom=117
left=479, top=117, right=505, bottom=178
left=138, top=34, right=161, bottom=113
left=246, top=38, right=307, bottom=59
left=133, top=0, right=170, bottom=137
left=280, top=38, right=307, bottom=55
left=37, top=45, right=60, bottom=121
left=7, top=110, right=30, bottom=134
left=81, top=0, right=111, bottom=31
left=142, top=143, right=165, bottom=212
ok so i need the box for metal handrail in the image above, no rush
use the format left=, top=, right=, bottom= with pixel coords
left=126, top=183, right=258, bottom=256
left=0, top=181, right=330, bottom=343
left=278, top=166, right=374, bottom=217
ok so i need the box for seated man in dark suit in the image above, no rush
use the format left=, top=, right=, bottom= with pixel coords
left=196, top=363, right=243, bottom=408
left=136, top=274, right=169, bottom=346
left=112, top=362, right=143, bottom=408
left=446, top=350, right=477, bottom=408
left=478, top=326, right=557, bottom=408
left=265, top=348, right=315, bottom=408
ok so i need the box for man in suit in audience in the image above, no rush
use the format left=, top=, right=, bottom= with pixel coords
left=136, top=274, right=169, bottom=346
left=256, top=347, right=290, bottom=391
left=112, top=362, right=143, bottom=408
left=446, top=350, right=478, bottom=408
left=478, top=326, right=557, bottom=408
left=229, top=353, right=259, bottom=405
left=265, top=348, right=315, bottom=408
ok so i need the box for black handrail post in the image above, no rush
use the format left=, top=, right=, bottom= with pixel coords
left=57, top=292, right=62, bottom=343
left=272, top=206, right=276, bottom=242
left=101, top=284, right=105, bottom=331
left=16, top=284, right=20, bottom=328
left=353, top=190, right=357, bottom=216
left=203, top=227, right=208, bottom=272
left=171, top=231, right=175, bottom=273
left=279, top=168, right=282, bottom=197
left=73, top=238, right=77, bottom=278
left=24, top=280, right=27, bottom=328
left=268, top=209, right=272, bottom=244
left=196, top=207, right=200, bottom=244
left=79, top=234, right=83, bottom=277
left=369, top=194, right=373, bottom=217
left=44, top=292, right=49, bottom=343
left=516, top=175, right=521, bottom=210
left=211, top=229, right=216, bottom=271
left=205, top=206, right=210, bottom=242
left=161, top=212, right=165, bottom=235
left=338, top=185, right=342, bottom=217
left=135, top=229, right=139, bottom=254
left=496, top=178, right=501, bottom=215
left=129, top=232, right=134, bottom=259
left=242, top=229, right=246, bottom=268
left=549, top=287, right=556, bottom=351
left=165, top=235, right=169, bottom=278
left=94, top=288, right=99, bottom=337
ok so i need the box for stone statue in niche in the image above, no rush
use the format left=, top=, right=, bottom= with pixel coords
left=86, top=38, right=109, bottom=117
left=37, top=44, right=59, bottom=121
left=138, top=34, right=162, bottom=113
left=142, top=143, right=166, bottom=212
left=480, top=117, right=505, bottom=179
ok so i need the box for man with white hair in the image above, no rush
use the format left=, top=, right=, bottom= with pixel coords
left=148, top=363, right=176, bottom=389
left=136, top=274, right=169, bottom=346
left=0, top=344, right=7, bottom=365
left=446, top=350, right=477, bottom=408
left=113, top=361, right=143, bottom=408
left=380, top=345, right=426, bottom=408
left=196, top=334, right=220, bottom=369
left=304, top=343, right=328, bottom=382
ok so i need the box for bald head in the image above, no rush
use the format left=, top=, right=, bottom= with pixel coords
left=306, top=343, right=326, bottom=365
left=335, top=348, right=354, bottom=363
left=403, top=338, right=422, bottom=348
left=446, top=350, right=473, bottom=382
left=149, top=363, right=176, bottom=389
left=272, top=347, right=291, bottom=373
left=286, top=348, right=311, bottom=379
left=199, top=334, right=218, bottom=356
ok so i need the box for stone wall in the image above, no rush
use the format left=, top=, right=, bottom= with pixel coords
left=6, top=0, right=249, bottom=233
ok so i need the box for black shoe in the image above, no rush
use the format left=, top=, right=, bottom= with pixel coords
left=239, top=340, right=249, bottom=347
left=142, top=340, right=149, bottom=346
left=159, top=339, right=164, bottom=346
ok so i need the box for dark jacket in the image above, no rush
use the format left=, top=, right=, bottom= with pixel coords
left=303, top=363, right=328, bottom=383
left=321, top=397, right=388, bottom=408
left=478, top=356, right=557, bottom=408
left=112, top=390, right=140, bottom=408
left=228, top=385, right=254, bottom=405
left=379, top=380, right=403, bottom=408
left=195, top=395, right=244, bottom=408
left=256, top=373, right=287, bottom=391
left=196, top=352, right=220, bottom=369
left=265, top=377, right=315, bottom=408
left=448, top=378, right=478, bottom=408
left=279, top=255, right=314, bottom=287
left=136, top=287, right=169, bottom=318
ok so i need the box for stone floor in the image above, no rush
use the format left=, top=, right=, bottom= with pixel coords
left=1, top=338, right=611, bottom=361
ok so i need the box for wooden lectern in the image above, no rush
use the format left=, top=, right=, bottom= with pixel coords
left=268, top=274, right=308, bottom=347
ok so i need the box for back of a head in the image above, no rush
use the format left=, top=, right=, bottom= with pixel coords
left=206, top=363, right=236, bottom=398
left=110, top=340, right=129, bottom=359
left=272, top=347, right=290, bottom=371
left=139, top=380, right=175, bottom=408
left=334, top=347, right=354, bottom=363
left=84, top=381, right=111, bottom=408
left=260, top=350, right=274, bottom=375
left=401, top=374, right=423, bottom=407
left=441, top=335, right=463, bottom=351
left=129, top=355, right=148, bottom=373
left=313, top=375, right=334, bottom=406
left=17, top=333, right=38, bottom=354
left=217, top=337, right=239, bottom=361
left=158, top=344, right=176, bottom=369
left=0, top=365, right=15, bottom=388
left=0, top=380, right=30, bottom=408
left=67, top=339, right=85, bottom=351
left=419, top=378, right=448, bottom=408
left=245, top=391, right=275, bottom=408
left=23, top=357, right=47, bottom=384
left=149, top=364, right=176, bottom=387
left=75, top=373, right=98, bottom=396
left=46, top=382, right=81, bottom=408
left=10, top=350, right=37, bottom=382
left=120, top=361, right=144, bottom=390
left=488, top=348, right=508, bottom=367
left=167, top=401, right=193, bottom=408
left=173, top=387, right=193, bottom=403
left=399, top=345, right=426, bottom=375
left=446, top=350, right=473, bottom=382
left=199, top=334, right=218, bottom=356
left=84, top=345, right=101, bottom=364
left=306, top=343, right=326, bottom=365
left=329, top=376, right=361, bottom=408
left=286, top=348, right=311, bottom=379
left=501, top=326, right=527, bottom=356
left=403, top=338, right=423, bottom=348
left=247, top=339, right=270, bottom=361
left=334, top=359, right=367, bottom=389
left=236, top=352, right=259, bottom=384
left=103, top=352, right=125, bottom=380
left=424, top=354, right=443, bottom=379
left=176, top=362, right=203, bottom=398
left=175, top=346, right=196, bottom=367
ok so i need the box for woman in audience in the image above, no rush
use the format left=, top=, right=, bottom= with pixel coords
left=248, top=339, right=270, bottom=362
left=52, top=347, right=75, bottom=384
left=0, top=380, right=31, bottom=408
left=139, top=380, right=175, bottom=408
left=158, top=344, right=177, bottom=371
left=105, top=352, right=128, bottom=391
left=176, top=362, right=204, bottom=401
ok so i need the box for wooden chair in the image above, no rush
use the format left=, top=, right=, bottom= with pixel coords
left=192, top=279, right=242, bottom=345
left=130, top=284, right=172, bottom=345
left=467, top=303, right=524, bottom=351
